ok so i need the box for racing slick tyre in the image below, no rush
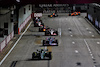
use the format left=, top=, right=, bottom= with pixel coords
left=48, top=52, right=52, bottom=60
left=39, top=28, right=42, bottom=32
left=45, top=52, right=52, bottom=60
left=32, top=52, right=36, bottom=59
left=45, top=31, right=50, bottom=36
left=69, top=14, right=71, bottom=16
left=55, top=31, right=58, bottom=35
left=32, top=52, right=41, bottom=60
left=78, top=13, right=80, bottom=15
left=48, top=15, right=51, bottom=17
left=43, top=40, right=45, bottom=45
left=55, top=40, right=58, bottom=44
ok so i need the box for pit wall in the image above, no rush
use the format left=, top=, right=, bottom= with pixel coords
left=0, top=12, right=14, bottom=52
left=0, top=4, right=32, bottom=52
left=18, top=4, right=32, bottom=34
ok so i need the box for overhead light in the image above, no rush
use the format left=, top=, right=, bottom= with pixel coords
left=11, top=11, right=14, bottom=14
left=92, top=3, right=100, bottom=7
left=16, top=0, right=20, bottom=2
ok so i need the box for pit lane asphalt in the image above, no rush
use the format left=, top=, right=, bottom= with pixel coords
left=1, top=14, right=100, bottom=67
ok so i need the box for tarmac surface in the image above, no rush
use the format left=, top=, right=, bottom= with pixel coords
left=1, top=14, right=100, bottom=67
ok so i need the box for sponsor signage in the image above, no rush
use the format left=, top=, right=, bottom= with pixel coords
left=88, top=14, right=93, bottom=22
left=16, top=0, right=20, bottom=2
left=34, top=13, right=42, bottom=17
left=95, top=18, right=99, bottom=27
left=37, top=4, right=68, bottom=7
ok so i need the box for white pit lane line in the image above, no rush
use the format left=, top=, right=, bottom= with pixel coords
left=72, top=42, right=75, bottom=44
left=70, top=35, right=73, bottom=37
left=92, top=35, right=95, bottom=37
left=0, top=21, right=33, bottom=65
left=75, top=50, right=79, bottom=53
left=86, top=28, right=89, bottom=30
left=58, top=28, right=61, bottom=37
left=69, top=31, right=72, bottom=33
left=73, top=18, right=95, bottom=62
left=89, top=31, right=92, bottom=33
left=68, top=28, right=71, bottom=30
left=97, top=42, right=100, bottom=44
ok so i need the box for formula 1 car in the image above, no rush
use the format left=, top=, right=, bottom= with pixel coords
left=33, top=17, right=41, bottom=22
left=34, top=21, right=44, bottom=27
left=48, top=13, right=58, bottom=18
left=45, top=29, right=58, bottom=36
left=39, top=26, right=50, bottom=32
left=33, top=17, right=44, bottom=27
left=43, top=37, right=58, bottom=46
left=32, top=49, right=52, bottom=60
left=69, top=12, right=80, bottom=16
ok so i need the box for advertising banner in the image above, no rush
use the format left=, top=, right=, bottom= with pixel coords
left=34, top=13, right=42, bottom=17
left=88, top=14, right=91, bottom=20
left=95, top=18, right=99, bottom=27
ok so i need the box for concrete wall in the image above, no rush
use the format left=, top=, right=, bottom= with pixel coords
left=18, top=4, right=32, bottom=28
left=87, top=4, right=100, bottom=30
left=0, top=4, right=32, bottom=51
left=87, top=6, right=94, bottom=15
left=0, top=12, right=13, bottom=43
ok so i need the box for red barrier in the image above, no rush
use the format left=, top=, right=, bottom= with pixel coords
left=0, top=31, right=14, bottom=52
left=18, top=15, right=31, bottom=34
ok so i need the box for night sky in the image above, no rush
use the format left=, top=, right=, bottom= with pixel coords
left=0, top=0, right=100, bottom=6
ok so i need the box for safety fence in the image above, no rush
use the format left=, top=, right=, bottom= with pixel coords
left=0, top=31, right=14, bottom=52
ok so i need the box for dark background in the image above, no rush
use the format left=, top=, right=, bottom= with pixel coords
left=0, top=0, right=100, bottom=6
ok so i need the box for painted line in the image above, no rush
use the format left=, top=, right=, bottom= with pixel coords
left=97, top=42, right=100, bottom=44
left=90, top=54, right=93, bottom=56
left=72, top=42, right=75, bottom=44
left=86, top=28, right=89, bottom=30
left=84, top=39, right=94, bottom=59
left=91, top=56, right=94, bottom=59
left=73, top=17, right=96, bottom=65
left=68, top=28, right=71, bottom=30
left=73, top=18, right=95, bottom=60
left=70, top=35, right=73, bottom=37
left=75, top=50, right=79, bottom=53
left=85, top=39, right=100, bottom=40
left=69, top=32, right=72, bottom=33
left=73, top=19, right=83, bottom=36
left=84, top=39, right=91, bottom=53
left=0, top=21, right=33, bottom=65
left=89, top=31, right=92, bottom=33
left=92, top=35, right=94, bottom=37
left=89, top=52, right=92, bottom=54
left=58, top=28, right=61, bottom=37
